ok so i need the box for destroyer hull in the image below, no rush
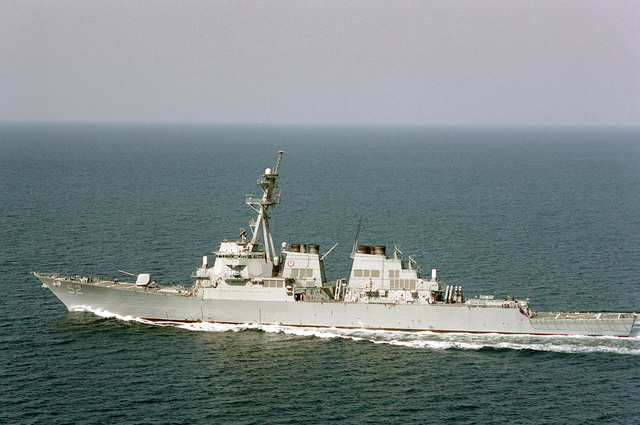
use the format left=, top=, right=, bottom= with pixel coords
left=36, top=274, right=637, bottom=337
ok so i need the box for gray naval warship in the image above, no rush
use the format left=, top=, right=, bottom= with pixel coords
left=34, top=151, right=639, bottom=336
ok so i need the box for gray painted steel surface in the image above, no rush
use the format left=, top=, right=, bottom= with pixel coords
left=34, top=152, right=639, bottom=336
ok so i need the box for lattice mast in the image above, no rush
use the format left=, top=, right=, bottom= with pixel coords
left=246, top=151, right=283, bottom=262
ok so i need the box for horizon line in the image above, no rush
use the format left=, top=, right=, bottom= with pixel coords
left=2, top=120, right=639, bottom=130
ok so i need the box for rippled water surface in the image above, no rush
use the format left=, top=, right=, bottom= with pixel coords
left=2, top=123, right=639, bottom=424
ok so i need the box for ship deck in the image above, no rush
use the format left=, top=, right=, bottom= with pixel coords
left=38, top=273, right=193, bottom=296
left=533, top=311, right=638, bottom=321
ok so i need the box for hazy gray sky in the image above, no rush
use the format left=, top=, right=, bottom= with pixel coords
left=2, top=1, right=639, bottom=126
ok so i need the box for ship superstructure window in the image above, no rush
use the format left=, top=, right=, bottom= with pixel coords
left=388, top=270, right=400, bottom=278
left=291, top=268, right=314, bottom=278
left=389, top=279, right=417, bottom=290
left=353, top=269, right=382, bottom=278
left=263, top=279, right=284, bottom=288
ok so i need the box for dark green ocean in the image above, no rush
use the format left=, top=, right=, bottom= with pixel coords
left=2, top=123, right=639, bottom=424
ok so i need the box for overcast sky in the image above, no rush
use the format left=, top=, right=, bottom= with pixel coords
left=2, top=1, right=639, bottom=126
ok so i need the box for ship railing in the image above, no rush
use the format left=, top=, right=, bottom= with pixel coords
left=215, top=252, right=267, bottom=260
left=534, top=312, right=636, bottom=321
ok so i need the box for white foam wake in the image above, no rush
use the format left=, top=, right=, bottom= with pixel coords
left=68, top=306, right=640, bottom=355
left=69, top=305, right=160, bottom=326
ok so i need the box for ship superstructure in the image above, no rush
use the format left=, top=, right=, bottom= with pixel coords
left=190, top=152, right=334, bottom=303
left=34, top=151, right=639, bottom=336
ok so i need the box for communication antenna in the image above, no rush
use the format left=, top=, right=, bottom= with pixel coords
left=273, top=151, right=284, bottom=174
left=321, top=242, right=339, bottom=261
left=350, top=216, right=363, bottom=257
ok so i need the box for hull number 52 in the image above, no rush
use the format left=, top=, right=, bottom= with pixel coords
left=67, top=284, right=82, bottom=295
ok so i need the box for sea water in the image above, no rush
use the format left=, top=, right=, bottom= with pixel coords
left=1, top=123, right=639, bottom=424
